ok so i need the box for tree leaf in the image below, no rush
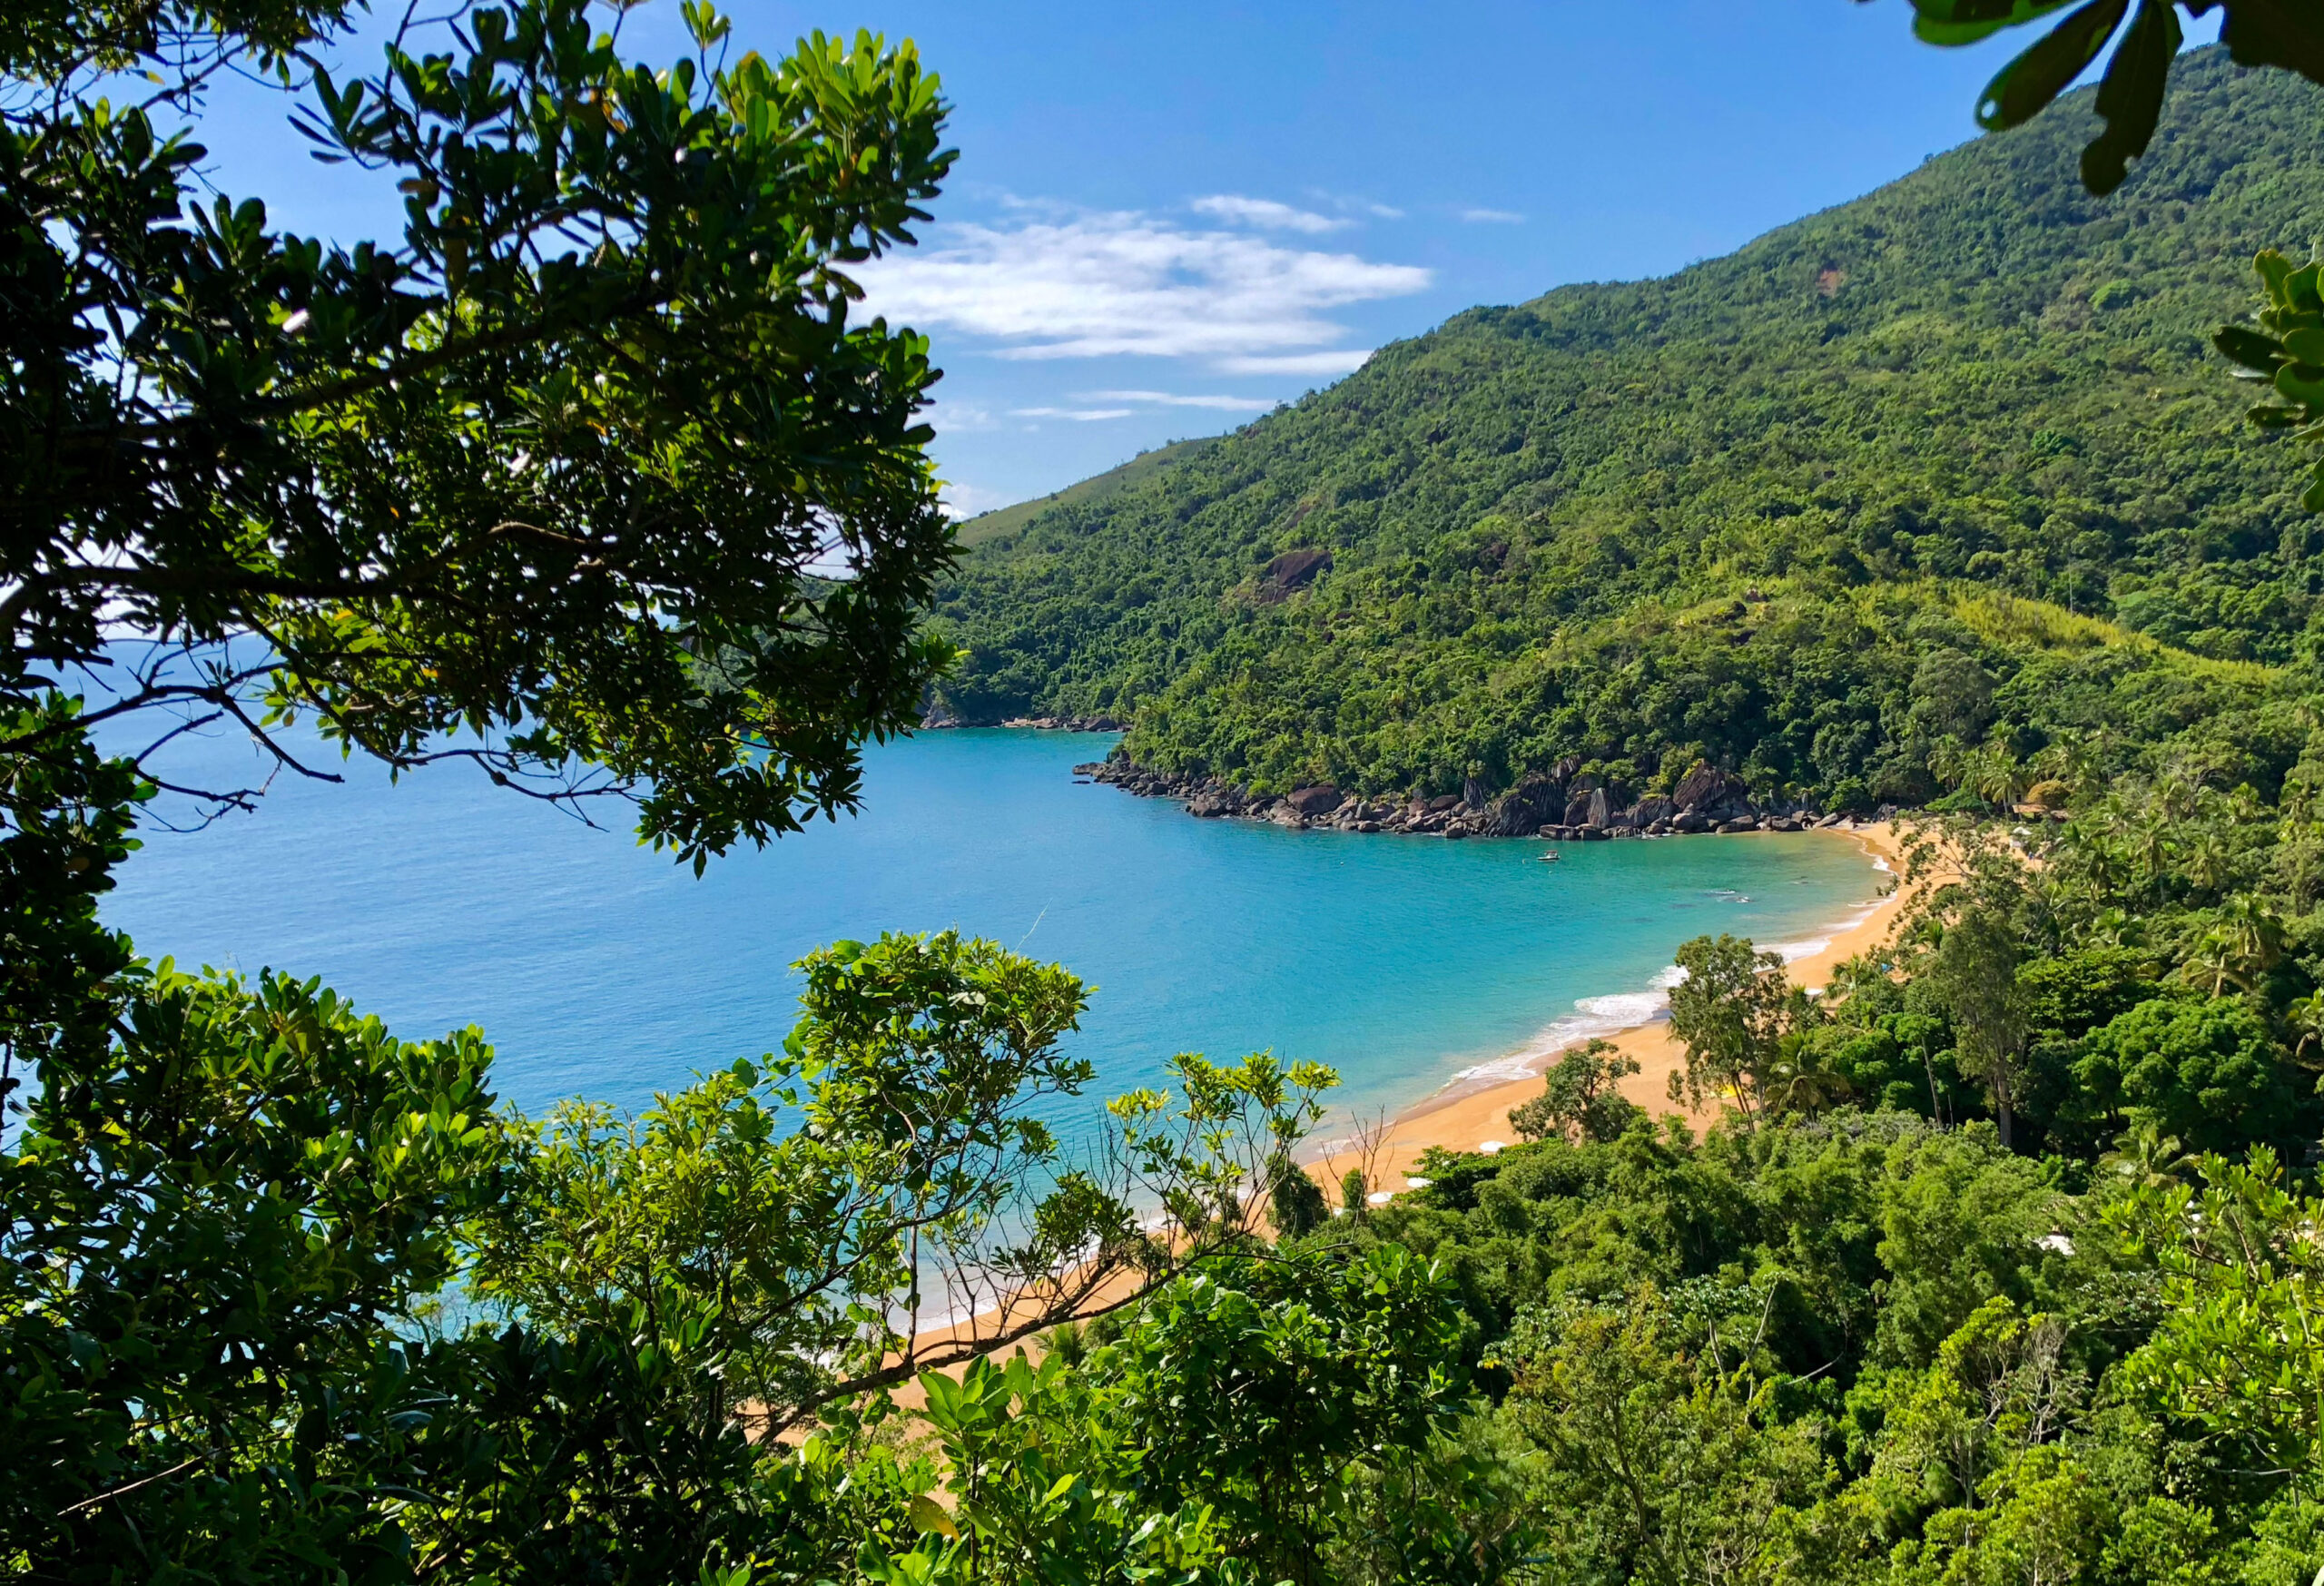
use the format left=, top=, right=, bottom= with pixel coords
left=1913, top=0, right=2083, bottom=49
left=1976, top=0, right=2130, bottom=130
left=2080, top=0, right=2182, bottom=194
left=2214, top=324, right=2288, bottom=371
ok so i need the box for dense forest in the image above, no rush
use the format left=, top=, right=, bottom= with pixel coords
left=933, top=50, right=2323, bottom=813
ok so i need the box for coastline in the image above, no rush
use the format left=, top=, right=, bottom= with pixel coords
left=1307, top=822, right=1913, bottom=1198
left=891, top=821, right=1916, bottom=1386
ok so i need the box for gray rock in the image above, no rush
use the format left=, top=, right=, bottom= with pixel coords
left=1674, top=761, right=1740, bottom=813
left=1286, top=784, right=1342, bottom=816
left=1563, top=793, right=1593, bottom=827
left=1586, top=788, right=1612, bottom=828
left=1673, top=811, right=1712, bottom=833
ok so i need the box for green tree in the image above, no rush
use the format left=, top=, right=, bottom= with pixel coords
left=1500, top=1285, right=1827, bottom=1586
left=908, top=1246, right=1470, bottom=1586
left=2074, top=994, right=2299, bottom=1156
left=6, top=0, right=957, bottom=863
left=2112, top=1148, right=2324, bottom=1482
left=471, top=932, right=1334, bottom=1435
left=1269, top=1160, right=1331, bottom=1238
left=1668, top=935, right=1799, bottom=1126
left=1509, top=1038, right=1644, bottom=1145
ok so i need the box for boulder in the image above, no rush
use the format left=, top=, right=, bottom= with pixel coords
left=1484, top=773, right=1562, bottom=836
left=1266, top=803, right=1309, bottom=829
left=1286, top=784, right=1342, bottom=816
left=1256, top=547, right=1334, bottom=601
left=1633, top=794, right=1675, bottom=827
left=1563, top=793, right=1593, bottom=827
left=1673, top=811, right=1712, bottom=832
left=1718, top=816, right=1759, bottom=833
left=1427, top=793, right=1464, bottom=814
left=1585, top=788, right=1613, bottom=828
left=1673, top=760, right=1739, bottom=813
left=1462, top=775, right=1488, bottom=811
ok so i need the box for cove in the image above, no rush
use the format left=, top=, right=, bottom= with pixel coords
left=101, top=728, right=1884, bottom=1139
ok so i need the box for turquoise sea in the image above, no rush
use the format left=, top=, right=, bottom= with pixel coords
left=101, top=728, right=1885, bottom=1138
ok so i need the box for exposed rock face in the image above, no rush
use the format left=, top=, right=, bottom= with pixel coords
left=1673, top=761, right=1736, bottom=813
left=1484, top=773, right=1564, bottom=836
left=1255, top=548, right=1334, bottom=602
left=1078, top=754, right=1836, bottom=842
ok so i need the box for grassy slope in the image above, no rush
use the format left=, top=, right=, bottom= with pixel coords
left=952, top=438, right=1219, bottom=548
left=931, top=51, right=2324, bottom=804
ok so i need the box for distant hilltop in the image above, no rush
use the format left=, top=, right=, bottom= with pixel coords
left=927, top=47, right=2319, bottom=819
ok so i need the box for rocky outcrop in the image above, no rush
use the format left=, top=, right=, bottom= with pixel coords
left=1079, top=754, right=1846, bottom=843
left=1254, top=548, right=1334, bottom=603
left=939, top=712, right=1125, bottom=731
left=1483, top=773, right=1564, bottom=836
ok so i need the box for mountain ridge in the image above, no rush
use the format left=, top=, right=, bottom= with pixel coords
left=930, top=49, right=2324, bottom=811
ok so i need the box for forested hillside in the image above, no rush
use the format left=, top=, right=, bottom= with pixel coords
left=933, top=49, right=2324, bottom=810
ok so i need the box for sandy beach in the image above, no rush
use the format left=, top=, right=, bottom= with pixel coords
left=1307, top=822, right=1914, bottom=1199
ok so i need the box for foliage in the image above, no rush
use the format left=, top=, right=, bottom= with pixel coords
left=1888, top=1, right=2324, bottom=195
left=2214, top=247, right=2324, bottom=511
left=5, top=0, right=958, bottom=862
left=1507, top=1037, right=1643, bottom=1145
left=1668, top=934, right=1806, bottom=1126
left=0, top=741, right=1334, bottom=1580
left=933, top=54, right=2324, bottom=813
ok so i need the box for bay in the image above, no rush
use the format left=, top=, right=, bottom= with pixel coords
left=101, top=727, right=1884, bottom=1138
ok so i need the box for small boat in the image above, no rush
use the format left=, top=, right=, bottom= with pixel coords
left=1538, top=849, right=1561, bottom=862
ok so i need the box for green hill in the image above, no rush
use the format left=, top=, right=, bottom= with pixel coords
left=929, top=49, right=2324, bottom=809
left=953, top=438, right=1218, bottom=548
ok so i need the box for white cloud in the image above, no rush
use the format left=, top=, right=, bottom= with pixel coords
left=858, top=208, right=1429, bottom=364
left=940, top=480, right=1016, bottom=519
left=1081, top=389, right=1275, bottom=410
left=1459, top=207, right=1525, bottom=224
left=1190, top=193, right=1346, bottom=233
left=1009, top=406, right=1136, bottom=421
left=1213, top=350, right=1374, bottom=377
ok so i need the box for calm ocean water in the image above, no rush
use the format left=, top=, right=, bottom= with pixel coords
left=100, top=728, right=1882, bottom=1138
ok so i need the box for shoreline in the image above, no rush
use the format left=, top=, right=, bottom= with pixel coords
left=892, top=820, right=1916, bottom=1388
left=1305, top=822, right=1912, bottom=1198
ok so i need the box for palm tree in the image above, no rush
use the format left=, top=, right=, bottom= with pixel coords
left=1971, top=748, right=2034, bottom=813
left=2284, top=991, right=2324, bottom=1070
left=2100, top=1122, right=2196, bottom=1189
left=2182, top=895, right=2282, bottom=997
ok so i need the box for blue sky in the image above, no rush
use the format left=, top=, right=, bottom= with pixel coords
left=187, top=1, right=2219, bottom=516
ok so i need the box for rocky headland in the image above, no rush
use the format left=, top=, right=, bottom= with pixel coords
left=1073, top=749, right=1871, bottom=840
